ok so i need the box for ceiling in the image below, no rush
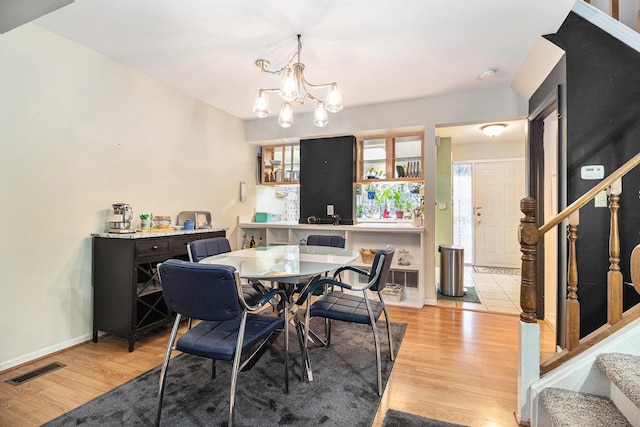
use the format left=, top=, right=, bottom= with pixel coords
left=436, top=119, right=527, bottom=145
left=31, top=0, right=575, bottom=124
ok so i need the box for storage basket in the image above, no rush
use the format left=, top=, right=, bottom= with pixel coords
left=379, top=284, right=404, bottom=303
left=359, top=248, right=377, bottom=264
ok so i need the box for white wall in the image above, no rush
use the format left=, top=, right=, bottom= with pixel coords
left=0, top=25, right=257, bottom=370
left=244, top=87, right=528, bottom=306
left=453, top=139, right=525, bottom=162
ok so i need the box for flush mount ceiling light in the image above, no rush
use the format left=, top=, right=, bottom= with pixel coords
left=252, top=34, right=343, bottom=128
left=481, top=124, right=506, bottom=137
left=479, top=69, right=497, bottom=80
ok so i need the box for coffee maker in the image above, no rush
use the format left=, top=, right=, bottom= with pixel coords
left=108, top=203, right=134, bottom=233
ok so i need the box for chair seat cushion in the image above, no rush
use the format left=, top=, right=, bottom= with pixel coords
left=176, top=314, right=284, bottom=361
left=309, top=292, right=384, bottom=324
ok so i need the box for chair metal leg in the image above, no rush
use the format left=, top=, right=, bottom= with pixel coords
left=302, top=303, right=315, bottom=382
left=295, top=317, right=307, bottom=382
left=155, top=314, right=181, bottom=427
left=381, top=302, right=395, bottom=361
left=283, top=302, right=289, bottom=394
left=363, top=294, right=383, bottom=396
left=229, top=312, right=248, bottom=427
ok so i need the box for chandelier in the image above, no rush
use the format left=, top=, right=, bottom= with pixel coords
left=252, top=34, right=343, bottom=128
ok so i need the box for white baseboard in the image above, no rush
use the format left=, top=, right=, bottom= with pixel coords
left=0, top=333, right=94, bottom=373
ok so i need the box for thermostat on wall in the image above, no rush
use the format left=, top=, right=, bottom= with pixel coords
left=581, top=165, right=605, bottom=180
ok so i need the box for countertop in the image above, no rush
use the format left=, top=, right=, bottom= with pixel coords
left=91, top=227, right=228, bottom=239
left=238, top=219, right=423, bottom=233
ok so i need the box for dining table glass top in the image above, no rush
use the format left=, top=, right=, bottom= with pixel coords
left=199, top=245, right=359, bottom=280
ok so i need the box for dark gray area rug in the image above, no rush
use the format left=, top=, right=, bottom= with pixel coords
left=382, top=409, right=468, bottom=427
left=43, top=319, right=406, bottom=427
left=437, top=286, right=481, bottom=304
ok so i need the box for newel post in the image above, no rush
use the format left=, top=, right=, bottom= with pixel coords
left=519, top=197, right=539, bottom=323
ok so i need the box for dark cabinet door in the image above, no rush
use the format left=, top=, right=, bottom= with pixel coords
left=300, top=135, right=356, bottom=225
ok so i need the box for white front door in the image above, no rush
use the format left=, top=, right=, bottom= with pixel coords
left=474, top=159, right=525, bottom=268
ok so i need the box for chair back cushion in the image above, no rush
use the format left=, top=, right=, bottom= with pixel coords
left=369, top=246, right=395, bottom=291
left=159, top=259, right=242, bottom=321
left=188, top=237, right=232, bottom=262
left=306, top=234, right=345, bottom=248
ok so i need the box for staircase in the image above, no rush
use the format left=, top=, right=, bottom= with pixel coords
left=523, top=308, right=640, bottom=426
left=540, top=353, right=640, bottom=426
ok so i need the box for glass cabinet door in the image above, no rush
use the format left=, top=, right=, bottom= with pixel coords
left=262, top=144, right=300, bottom=184
left=393, top=135, right=422, bottom=179
left=360, top=138, right=387, bottom=180
left=357, top=133, right=423, bottom=182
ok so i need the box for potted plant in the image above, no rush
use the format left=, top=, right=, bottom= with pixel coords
left=365, top=184, right=376, bottom=200
left=392, top=187, right=407, bottom=219
left=375, top=186, right=393, bottom=218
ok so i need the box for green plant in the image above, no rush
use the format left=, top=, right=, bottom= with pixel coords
left=392, top=186, right=407, bottom=210
left=139, top=213, right=152, bottom=220
left=375, top=186, right=393, bottom=208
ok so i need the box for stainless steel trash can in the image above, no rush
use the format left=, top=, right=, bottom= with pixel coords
left=439, top=245, right=464, bottom=296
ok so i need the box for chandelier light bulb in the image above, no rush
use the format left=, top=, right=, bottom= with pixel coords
left=313, top=102, right=329, bottom=127
left=278, top=102, right=294, bottom=128
left=325, top=84, right=343, bottom=113
left=280, top=68, right=298, bottom=102
left=252, top=91, right=270, bottom=118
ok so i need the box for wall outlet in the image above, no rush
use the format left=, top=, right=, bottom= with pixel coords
left=594, top=190, right=607, bottom=207
left=327, top=204, right=334, bottom=216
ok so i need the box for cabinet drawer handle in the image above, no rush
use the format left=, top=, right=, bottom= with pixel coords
left=153, top=245, right=158, bottom=250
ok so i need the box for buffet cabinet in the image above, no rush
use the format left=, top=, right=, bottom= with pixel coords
left=92, top=229, right=225, bottom=351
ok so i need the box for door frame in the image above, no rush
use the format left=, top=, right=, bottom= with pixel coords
left=528, top=83, right=567, bottom=344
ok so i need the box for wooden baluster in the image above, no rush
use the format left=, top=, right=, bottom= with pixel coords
left=519, top=197, right=538, bottom=323
left=607, top=180, right=623, bottom=325
left=610, top=0, right=620, bottom=20
left=567, top=211, right=580, bottom=350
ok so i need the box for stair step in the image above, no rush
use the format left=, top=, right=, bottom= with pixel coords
left=540, top=387, right=631, bottom=427
left=597, top=353, right=640, bottom=408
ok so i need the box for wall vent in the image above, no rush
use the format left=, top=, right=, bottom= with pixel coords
left=5, top=362, right=66, bottom=386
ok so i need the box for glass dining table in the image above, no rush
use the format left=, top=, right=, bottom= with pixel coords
left=199, top=244, right=359, bottom=283
left=199, top=244, right=359, bottom=380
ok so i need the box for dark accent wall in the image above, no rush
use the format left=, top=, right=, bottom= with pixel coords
left=299, top=136, right=356, bottom=225
left=542, top=12, right=640, bottom=336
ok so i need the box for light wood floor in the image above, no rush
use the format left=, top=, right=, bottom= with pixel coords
left=0, top=305, right=556, bottom=427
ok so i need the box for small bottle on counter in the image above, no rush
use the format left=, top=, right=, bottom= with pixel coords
left=250, top=236, right=256, bottom=248
left=257, top=237, right=265, bottom=247
left=242, top=234, right=249, bottom=249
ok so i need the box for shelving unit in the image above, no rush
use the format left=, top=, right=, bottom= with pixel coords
left=262, top=143, right=300, bottom=185
left=357, top=133, right=423, bottom=183
left=236, top=218, right=425, bottom=308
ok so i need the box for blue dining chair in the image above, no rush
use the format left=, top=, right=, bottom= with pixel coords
left=156, top=259, right=289, bottom=427
left=188, top=237, right=269, bottom=305
left=298, top=246, right=395, bottom=396
left=306, top=234, right=346, bottom=248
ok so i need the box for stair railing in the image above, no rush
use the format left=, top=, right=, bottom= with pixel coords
left=583, top=0, right=639, bottom=31
left=518, top=153, right=640, bottom=374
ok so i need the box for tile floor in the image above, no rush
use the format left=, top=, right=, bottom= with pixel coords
left=436, top=266, right=522, bottom=315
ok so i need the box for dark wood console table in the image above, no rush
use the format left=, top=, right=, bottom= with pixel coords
left=91, top=229, right=226, bottom=351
